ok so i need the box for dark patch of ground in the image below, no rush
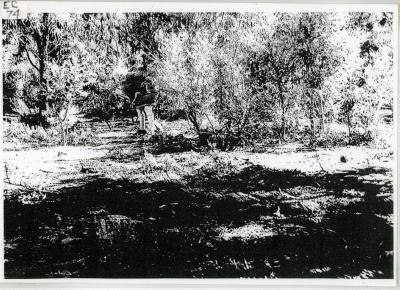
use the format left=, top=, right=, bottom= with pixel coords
left=4, top=165, right=393, bottom=278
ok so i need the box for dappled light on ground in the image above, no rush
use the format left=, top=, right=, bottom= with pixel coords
left=4, top=160, right=393, bottom=278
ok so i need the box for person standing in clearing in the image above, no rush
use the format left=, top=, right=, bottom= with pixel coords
left=133, top=83, right=163, bottom=136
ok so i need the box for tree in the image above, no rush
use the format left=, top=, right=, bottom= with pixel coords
left=249, top=13, right=299, bottom=142
left=149, top=14, right=215, bottom=141
left=323, top=12, right=393, bottom=142
left=71, top=14, right=133, bottom=127
left=345, top=12, right=393, bottom=132
left=150, top=13, right=259, bottom=148
left=294, top=13, right=341, bottom=144
left=3, top=14, right=74, bottom=117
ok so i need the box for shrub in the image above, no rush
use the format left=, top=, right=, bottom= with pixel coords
left=348, top=131, right=373, bottom=146
left=315, top=131, right=349, bottom=147
left=149, top=133, right=197, bottom=154
left=315, top=129, right=374, bottom=147
left=158, top=109, right=187, bottom=121
left=368, top=124, right=394, bottom=149
left=65, top=127, right=100, bottom=146
left=3, top=121, right=99, bottom=147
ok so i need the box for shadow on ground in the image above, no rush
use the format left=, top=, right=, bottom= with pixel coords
left=4, top=165, right=393, bottom=278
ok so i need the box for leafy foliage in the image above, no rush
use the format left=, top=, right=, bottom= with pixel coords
left=2, top=12, right=394, bottom=149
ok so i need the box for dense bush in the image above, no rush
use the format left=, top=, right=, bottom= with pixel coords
left=2, top=12, right=394, bottom=149
left=149, top=13, right=392, bottom=149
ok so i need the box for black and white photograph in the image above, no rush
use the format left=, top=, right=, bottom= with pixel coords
left=1, top=2, right=397, bottom=283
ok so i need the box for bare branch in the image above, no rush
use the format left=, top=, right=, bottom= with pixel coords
left=24, top=47, right=41, bottom=72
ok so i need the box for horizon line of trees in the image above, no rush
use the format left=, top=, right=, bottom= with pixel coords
left=2, top=12, right=394, bottom=149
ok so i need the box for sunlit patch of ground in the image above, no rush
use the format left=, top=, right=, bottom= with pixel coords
left=3, top=146, right=108, bottom=190
left=4, top=143, right=392, bottom=191
left=218, top=223, right=276, bottom=241
left=237, top=146, right=393, bottom=174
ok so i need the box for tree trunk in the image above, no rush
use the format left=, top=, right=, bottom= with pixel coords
left=309, top=92, right=316, bottom=145
left=310, top=115, right=315, bottom=143
left=186, top=111, right=201, bottom=135
left=280, top=105, right=286, bottom=143
left=347, top=115, right=352, bottom=139
left=319, top=97, right=325, bottom=134
left=38, top=14, right=50, bottom=114
left=278, top=89, right=286, bottom=143
left=187, top=110, right=210, bottom=147
left=320, top=114, right=325, bottom=134
left=61, top=124, right=66, bottom=146
left=105, top=120, right=112, bottom=131
left=370, top=97, right=384, bottom=130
